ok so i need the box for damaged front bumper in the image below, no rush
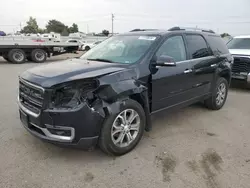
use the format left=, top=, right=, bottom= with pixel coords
left=18, top=99, right=104, bottom=149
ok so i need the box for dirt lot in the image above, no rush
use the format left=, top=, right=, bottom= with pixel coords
left=0, top=54, right=250, bottom=188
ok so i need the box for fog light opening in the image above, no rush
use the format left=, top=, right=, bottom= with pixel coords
left=47, top=128, right=72, bottom=137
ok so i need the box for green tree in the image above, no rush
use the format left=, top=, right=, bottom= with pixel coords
left=102, top=29, right=110, bottom=36
left=61, top=27, right=69, bottom=36
left=37, top=28, right=45, bottom=34
left=68, top=23, right=79, bottom=33
left=46, top=19, right=66, bottom=33
left=21, top=17, right=40, bottom=34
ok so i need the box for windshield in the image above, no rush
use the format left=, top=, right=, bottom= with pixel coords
left=81, top=35, right=158, bottom=64
left=227, top=38, right=250, bottom=49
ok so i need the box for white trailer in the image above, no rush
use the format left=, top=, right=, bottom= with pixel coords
left=41, top=32, right=61, bottom=42
left=0, top=40, right=79, bottom=64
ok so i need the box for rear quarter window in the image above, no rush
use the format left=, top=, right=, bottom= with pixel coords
left=207, top=35, right=229, bottom=55
left=186, top=34, right=210, bottom=59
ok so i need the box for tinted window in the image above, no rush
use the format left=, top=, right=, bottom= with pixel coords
left=208, top=35, right=229, bottom=54
left=186, top=35, right=210, bottom=59
left=227, top=38, right=250, bottom=49
left=156, top=36, right=186, bottom=62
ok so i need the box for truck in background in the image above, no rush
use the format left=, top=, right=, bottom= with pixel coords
left=0, top=40, right=79, bottom=64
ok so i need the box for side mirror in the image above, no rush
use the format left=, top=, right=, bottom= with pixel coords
left=154, top=55, right=176, bottom=67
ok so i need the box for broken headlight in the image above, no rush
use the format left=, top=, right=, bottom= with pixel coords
left=50, top=80, right=98, bottom=110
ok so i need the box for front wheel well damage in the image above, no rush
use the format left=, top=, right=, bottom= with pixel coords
left=219, top=71, right=231, bottom=85
left=129, top=93, right=152, bottom=132
left=129, top=94, right=145, bottom=109
left=88, top=78, right=152, bottom=132
left=89, top=92, right=152, bottom=132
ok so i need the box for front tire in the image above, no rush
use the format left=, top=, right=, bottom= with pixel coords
left=205, top=77, right=229, bottom=110
left=99, top=99, right=146, bottom=156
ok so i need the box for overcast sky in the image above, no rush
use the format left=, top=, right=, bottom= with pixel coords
left=0, top=0, right=250, bottom=35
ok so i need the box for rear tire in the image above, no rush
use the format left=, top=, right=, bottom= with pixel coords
left=8, top=49, right=26, bottom=64
left=99, top=99, right=145, bottom=156
left=31, top=49, right=47, bottom=63
left=205, top=77, right=228, bottom=110
left=85, top=46, right=90, bottom=51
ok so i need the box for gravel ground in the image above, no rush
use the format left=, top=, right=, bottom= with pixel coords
left=0, top=54, right=250, bottom=188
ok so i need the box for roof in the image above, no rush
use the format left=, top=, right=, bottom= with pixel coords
left=119, top=27, right=218, bottom=37
left=120, top=29, right=218, bottom=37
left=121, top=30, right=170, bottom=36
left=234, top=35, right=250, bottom=39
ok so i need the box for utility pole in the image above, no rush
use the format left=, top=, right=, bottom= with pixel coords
left=111, top=13, right=114, bottom=35
left=20, top=22, right=22, bottom=31
left=87, top=24, right=89, bottom=34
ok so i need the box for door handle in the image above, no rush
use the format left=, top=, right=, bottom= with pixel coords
left=184, top=69, right=192, bottom=74
left=210, top=64, right=217, bottom=67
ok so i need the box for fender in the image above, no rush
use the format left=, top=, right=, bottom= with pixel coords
left=214, top=58, right=232, bottom=87
left=97, top=79, right=147, bottom=102
left=90, top=72, right=152, bottom=131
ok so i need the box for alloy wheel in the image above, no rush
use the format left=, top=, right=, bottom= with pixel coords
left=111, top=109, right=141, bottom=148
left=216, top=83, right=226, bottom=106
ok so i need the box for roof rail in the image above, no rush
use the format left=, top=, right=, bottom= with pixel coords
left=168, top=27, right=215, bottom=34
left=130, top=29, right=158, bottom=32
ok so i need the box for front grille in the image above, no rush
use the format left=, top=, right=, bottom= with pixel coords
left=232, top=57, right=250, bottom=73
left=19, top=79, right=44, bottom=115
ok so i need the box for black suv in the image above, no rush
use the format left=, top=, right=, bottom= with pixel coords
left=18, top=27, right=232, bottom=155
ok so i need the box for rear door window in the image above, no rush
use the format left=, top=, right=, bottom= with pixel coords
left=186, top=35, right=210, bottom=59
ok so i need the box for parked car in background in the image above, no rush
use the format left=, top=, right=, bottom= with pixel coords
left=82, top=41, right=102, bottom=51
left=18, top=27, right=232, bottom=156
left=66, top=39, right=102, bottom=51
left=0, top=31, right=6, bottom=36
left=69, top=32, right=86, bottom=39
left=66, top=39, right=85, bottom=51
left=227, top=36, right=250, bottom=86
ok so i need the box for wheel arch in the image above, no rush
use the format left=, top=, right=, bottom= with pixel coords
left=94, top=79, right=152, bottom=131
left=218, top=69, right=231, bottom=85
left=129, top=92, right=152, bottom=132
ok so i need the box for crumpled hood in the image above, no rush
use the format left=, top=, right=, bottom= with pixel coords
left=20, top=58, right=126, bottom=88
left=229, top=49, right=250, bottom=56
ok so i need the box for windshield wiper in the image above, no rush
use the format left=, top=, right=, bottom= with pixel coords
left=87, top=58, right=115, bottom=63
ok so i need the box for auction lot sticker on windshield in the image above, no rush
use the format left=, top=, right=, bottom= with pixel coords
left=138, top=36, right=156, bottom=41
